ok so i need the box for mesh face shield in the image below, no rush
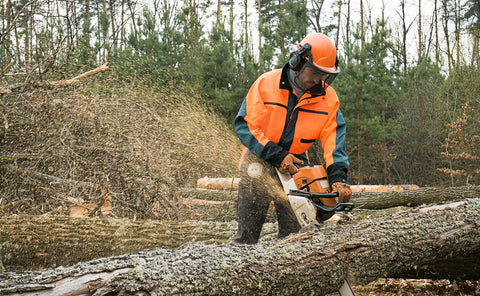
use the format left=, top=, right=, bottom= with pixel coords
left=296, top=61, right=339, bottom=96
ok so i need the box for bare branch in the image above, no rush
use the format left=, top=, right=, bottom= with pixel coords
left=0, top=63, right=110, bottom=94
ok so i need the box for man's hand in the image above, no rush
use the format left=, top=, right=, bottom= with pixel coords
left=278, top=154, right=304, bottom=174
left=331, top=182, right=352, bottom=203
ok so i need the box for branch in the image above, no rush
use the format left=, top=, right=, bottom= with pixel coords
left=0, top=63, right=110, bottom=94
left=0, top=61, right=14, bottom=78
left=42, top=63, right=110, bottom=88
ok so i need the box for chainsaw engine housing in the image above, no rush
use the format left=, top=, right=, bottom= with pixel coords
left=293, top=165, right=336, bottom=207
left=276, top=165, right=354, bottom=227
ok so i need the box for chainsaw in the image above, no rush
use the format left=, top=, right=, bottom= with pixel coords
left=276, top=165, right=354, bottom=228
left=277, top=165, right=356, bottom=296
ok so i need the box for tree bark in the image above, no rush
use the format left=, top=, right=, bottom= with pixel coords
left=1, top=199, right=479, bottom=295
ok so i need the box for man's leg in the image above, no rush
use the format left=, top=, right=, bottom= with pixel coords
left=235, top=175, right=271, bottom=244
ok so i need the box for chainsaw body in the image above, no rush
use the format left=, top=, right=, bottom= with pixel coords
left=277, top=165, right=354, bottom=227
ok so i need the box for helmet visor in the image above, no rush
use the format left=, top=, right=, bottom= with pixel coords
left=302, top=61, right=338, bottom=96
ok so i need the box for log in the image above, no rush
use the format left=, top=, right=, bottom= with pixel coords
left=195, top=177, right=421, bottom=193
left=188, top=183, right=480, bottom=210
left=196, top=177, right=240, bottom=191
left=351, top=184, right=420, bottom=192
left=1, top=198, right=479, bottom=295
left=1, top=186, right=478, bottom=271
left=352, top=185, right=480, bottom=209
left=0, top=216, right=238, bottom=272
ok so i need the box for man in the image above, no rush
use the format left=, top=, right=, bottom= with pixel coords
left=234, top=32, right=352, bottom=244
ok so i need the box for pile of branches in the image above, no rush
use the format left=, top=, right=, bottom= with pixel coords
left=0, top=66, right=240, bottom=220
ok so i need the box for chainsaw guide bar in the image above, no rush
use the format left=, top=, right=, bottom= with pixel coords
left=276, top=168, right=356, bottom=295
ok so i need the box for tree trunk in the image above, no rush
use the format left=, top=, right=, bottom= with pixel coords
left=1, top=199, right=479, bottom=295
left=279, top=0, right=285, bottom=57
left=418, top=0, right=422, bottom=62
left=345, top=0, right=351, bottom=62
left=188, top=184, right=479, bottom=210
left=455, top=0, right=460, bottom=65
left=360, top=0, right=364, bottom=47
left=109, top=0, right=116, bottom=51
left=216, top=0, right=221, bottom=25
left=2, top=186, right=478, bottom=272
left=434, top=0, right=439, bottom=65
left=244, top=0, right=248, bottom=49
left=335, top=0, right=342, bottom=49
left=257, top=0, right=261, bottom=50
left=0, top=216, right=236, bottom=272
left=229, top=0, right=234, bottom=53
left=442, top=0, right=453, bottom=70
left=353, top=185, right=480, bottom=209
left=399, top=0, right=408, bottom=71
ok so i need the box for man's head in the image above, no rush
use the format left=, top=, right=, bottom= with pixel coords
left=288, top=33, right=339, bottom=96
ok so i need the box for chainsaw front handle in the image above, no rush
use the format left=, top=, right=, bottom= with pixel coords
left=289, top=189, right=354, bottom=212
left=315, top=202, right=355, bottom=212
left=289, top=189, right=338, bottom=198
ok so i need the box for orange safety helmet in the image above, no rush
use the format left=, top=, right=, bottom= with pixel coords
left=299, top=33, right=339, bottom=74
left=288, top=33, right=340, bottom=95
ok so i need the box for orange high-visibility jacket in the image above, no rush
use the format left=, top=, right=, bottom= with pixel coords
left=234, top=64, right=349, bottom=184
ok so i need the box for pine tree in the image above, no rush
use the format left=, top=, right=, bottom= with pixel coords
left=258, top=0, right=308, bottom=71
left=332, top=16, right=399, bottom=184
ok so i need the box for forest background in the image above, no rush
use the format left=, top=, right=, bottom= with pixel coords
left=0, top=0, right=480, bottom=219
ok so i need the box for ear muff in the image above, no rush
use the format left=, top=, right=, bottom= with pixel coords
left=289, top=43, right=312, bottom=71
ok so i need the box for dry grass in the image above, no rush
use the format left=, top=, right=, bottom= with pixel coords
left=0, top=79, right=241, bottom=220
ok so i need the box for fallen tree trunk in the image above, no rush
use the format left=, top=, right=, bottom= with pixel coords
left=195, top=177, right=421, bottom=193
left=186, top=185, right=480, bottom=209
left=0, top=216, right=238, bottom=271
left=1, top=186, right=479, bottom=272
left=353, top=185, right=480, bottom=209
left=1, top=199, right=479, bottom=296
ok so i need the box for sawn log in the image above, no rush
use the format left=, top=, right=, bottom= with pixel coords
left=1, top=186, right=478, bottom=272
left=1, top=198, right=479, bottom=296
left=353, top=185, right=480, bottom=209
